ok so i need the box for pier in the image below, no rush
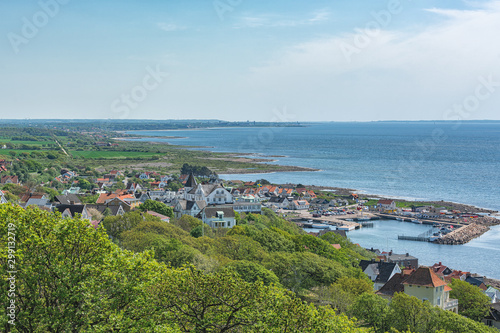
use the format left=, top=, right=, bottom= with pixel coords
left=374, top=213, right=464, bottom=227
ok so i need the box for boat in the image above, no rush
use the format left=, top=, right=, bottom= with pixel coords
left=337, top=225, right=356, bottom=231
left=357, top=217, right=371, bottom=221
left=429, top=233, right=443, bottom=242
left=411, top=219, right=422, bottom=224
left=396, top=217, right=404, bottom=221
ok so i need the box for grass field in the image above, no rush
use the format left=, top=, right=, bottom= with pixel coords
left=69, top=150, right=164, bottom=159
left=0, top=139, right=55, bottom=145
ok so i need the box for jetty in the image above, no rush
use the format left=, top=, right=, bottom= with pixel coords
left=375, top=213, right=464, bottom=228
left=435, top=223, right=490, bottom=245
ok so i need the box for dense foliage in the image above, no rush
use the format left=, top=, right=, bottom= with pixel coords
left=0, top=204, right=363, bottom=332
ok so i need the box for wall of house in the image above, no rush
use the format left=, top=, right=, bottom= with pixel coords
left=405, top=285, right=439, bottom=307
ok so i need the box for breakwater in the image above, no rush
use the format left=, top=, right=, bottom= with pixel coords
left=435, top=223, right=490, bottom=245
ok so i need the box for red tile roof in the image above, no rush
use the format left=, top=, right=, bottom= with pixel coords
left=402, top=267, right=447, bottom=287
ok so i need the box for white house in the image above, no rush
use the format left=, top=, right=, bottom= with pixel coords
left=0, top=190, right=7, bottom=204
left=183, top=173, right=233, bottom=205
left=174, top=200, right=207, bottom=219
left=291, top=200, right=310, bottom=210
left=198, top=207, right=236, bottom=228
left=377, top=200, right=397, bottom=211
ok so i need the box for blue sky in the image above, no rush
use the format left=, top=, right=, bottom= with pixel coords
left=1, top=0, right=500, bottom=121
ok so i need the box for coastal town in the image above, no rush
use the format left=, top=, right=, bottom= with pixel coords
left=1, top=125, right=500, bottom=331
left=2, top=155, right=500, bottom=329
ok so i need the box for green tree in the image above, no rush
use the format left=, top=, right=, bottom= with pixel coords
left=450, top=278, right=491, bottom=321
left=0, top=205, right=161, bottom=332
left=388, top=292, right=432, bottom=332
left=139, top=199, right=174, bottom=218
left=350, top=293, right=390, bottom=332
left=225, top=260, right=280, bottom=286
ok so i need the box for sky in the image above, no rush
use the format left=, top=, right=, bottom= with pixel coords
left=1, top=0, right=500, bottom=121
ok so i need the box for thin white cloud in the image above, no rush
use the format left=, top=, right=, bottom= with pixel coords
left=246, top=1, right=500, bottom=120
left=235, top=9, right=330, bottom=29
left=157, top=22, right=186, bottom=32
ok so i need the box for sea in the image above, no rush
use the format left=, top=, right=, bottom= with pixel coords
left=126, top=121, right=500, bottom=278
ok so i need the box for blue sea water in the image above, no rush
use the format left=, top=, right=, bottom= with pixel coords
left=127, top=121, right=500, bottom=211
left=126, top=121, right=500, bottom=278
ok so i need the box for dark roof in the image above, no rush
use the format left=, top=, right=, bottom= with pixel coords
left=359, top=261, right=399, bottom=284
left=185, top=173, right=197, bottom=188
left=269, top=196, right=287, bottom=203
left=86, top=204, right=123, bottom=216
left=202, top=207, right=235, bottom=218
left=177, top=200, right=207, bottom=211
left=465, top=276, right=485, bottom=288
left=377, top=273, right=407, bottom=297
left=55, top=194, right=82, bottom=205
left=188, top=184, right=221, bottom=195
left=487, top=303, right=500, bottom=321
left=55, top=204, right=87, bottom=217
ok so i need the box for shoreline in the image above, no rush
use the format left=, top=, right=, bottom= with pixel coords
left=115, top=134, right=499, bottom=216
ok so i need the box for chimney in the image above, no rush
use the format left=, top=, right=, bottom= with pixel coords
left=70, top=200, right=75, bottom=205
left=406, top=253, right=409, bottom=257
left=389, top=251, right=393, bottom=256
left=439, top=262, right=442, bottom=266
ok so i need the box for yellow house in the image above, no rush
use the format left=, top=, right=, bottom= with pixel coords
left=377, top=266, right=458, bottom=313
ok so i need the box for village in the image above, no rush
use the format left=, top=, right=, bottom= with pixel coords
left=1, top=157, right=500, bottom=329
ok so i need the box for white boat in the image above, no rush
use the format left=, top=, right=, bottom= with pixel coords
left=357, top=216, right=371, bottom=221
left=337, top=225, right=356, bottom=231
left=411, top=219, right=422, bottom=224
left=396, top=217, right=404, bottom=221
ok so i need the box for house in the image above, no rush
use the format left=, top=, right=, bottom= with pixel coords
left=377, top=266, right=458, bottom=312
left=138, top=172, right=150, bottom=180
left=485, top=287, right=500, bottom=304
left=62, top=187, right=81, bottom=195
left=359, top=260, right=402, bottom=290
left=126, top=182, right=142, bottom=194
left=87, top=203, right=126, bottom=216
left=23, top=198, right=52, bottom=210
left=54, top=194, right=82, bottom=205
left=444, top=270, right=469, bottom=283
left=96, top=192, right=140, bottom=208
left=377, top=200, right=397, bottom=212
left=310, top=198, right=331, bottom=210
left=1, top=175, right=19, bottom=184
left=55, top=204, right=91, bottom=220
left=483, top=303, right=500, bottom=330
left=183, top=173, right=233, bottom=205
left=465, top=275, right=488, bottom=291
left=268, top=196, right=291, bottom=210
left=146, top=210, right=170, bottom=222
left=174, top=200, right=207, bottom=219
left=430, top=262, right=453, bottom=277
left=0, top=190, right=7, bottom=204
left=381, top=251, right=418, bottom=269
left=230, top=196, right=262, bottom=214
left=291, top=200, right=310, bottom=210
left=198, top=207, right=236, bottom=228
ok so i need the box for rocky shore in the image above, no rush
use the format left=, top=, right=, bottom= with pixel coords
left=435, top=223, right=490, bottom=245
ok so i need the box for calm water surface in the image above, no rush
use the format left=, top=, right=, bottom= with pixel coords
left=127, top=122, right=500, bottom=278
